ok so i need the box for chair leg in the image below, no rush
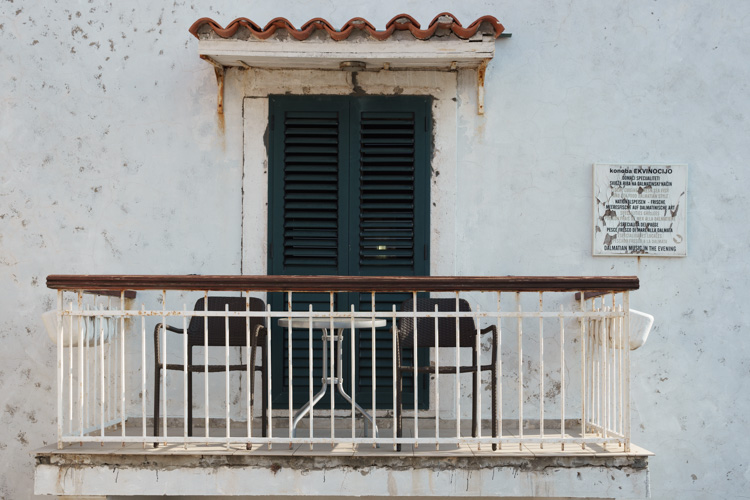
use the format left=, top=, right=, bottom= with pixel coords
left=187, top=347, right=193, bottom=437
left=154, top=362, right=160, bottom=447
left=261, top=344, right=268, bottom=438
left=153, top=328, right=161, bottom=448
left=248, top=343, right=256, bottom=450
left=491, top=365, right=498, bottom=451
left=472, top=349, right=478, bottom=438
left=491, top=328, right=498, bottom=451
left=396, top=368, right=402, bottom=452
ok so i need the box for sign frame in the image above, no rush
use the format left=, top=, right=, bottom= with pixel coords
left=592, top=163, right=688, bottom=257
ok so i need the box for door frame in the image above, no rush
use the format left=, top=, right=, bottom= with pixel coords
left=241, top=69, right=461, bottom=416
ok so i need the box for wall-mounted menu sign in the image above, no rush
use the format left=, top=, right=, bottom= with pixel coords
left=593, top=163, right=687, bottom=257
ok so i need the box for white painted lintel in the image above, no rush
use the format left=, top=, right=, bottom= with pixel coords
left=198, top=38, right=495, bottom=71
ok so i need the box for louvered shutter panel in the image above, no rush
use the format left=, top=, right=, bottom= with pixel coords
left=349, top=97, right=430, bottom=409
left=354, top=107, right=422, bottom=273
left=268, top=97, right=350, bottom=407
left=270, top=97, right=349, bottom=275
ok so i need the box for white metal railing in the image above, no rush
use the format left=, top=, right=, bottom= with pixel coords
left=46, top=275, right=637, bottom=452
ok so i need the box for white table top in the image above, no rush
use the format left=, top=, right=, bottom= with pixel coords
left=277, top=318, right=387, bottom=329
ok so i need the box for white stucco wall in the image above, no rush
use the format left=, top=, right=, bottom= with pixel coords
left=2, top=1, right=749, bottom=499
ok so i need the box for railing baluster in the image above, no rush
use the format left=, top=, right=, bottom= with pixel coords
left=183, top=303, right=188, bottom=449
left=57, top=291, right=63, bottom=449
left=84, top=304, right=89, bottom=435
left=350, top=303, right=355, bottom=442
left=162, top=290, right=167, bottom=444
left=371, top=292, right=376, bottom=448
left=596, top=300, right=601, bottom=436
left=69, top=300, right=75, bottom=436
left=611, top=304, right=616, bottom=439
left=588, top=313, right=595, bottom=439
left=107, top=298, right=113, bottom=431
left=329, top=292, right=334, bottom=444
left=392, top=304, right=397, bottom=450
left=78, top=291, right=84, bottom=438
left=603, top=299, right=610, bottom=445
left=591, top=304, right=597, bottom=435
left=516, top=292, right=522, bottom=450
left=476, top=303, right=482, bottom=450
left=93, top=304, right=98, bottom=436
left=600, top=303, right=606, bottom=439
left=624, top=292, right=631, bottom=452
left=108, top=305, right=113, bottom=426
left=559, top=303, right=565, bottom=450
left=225, top=303, right=230, bottom=449
left=594, top=314, right=599, bottom=435
left=412, top=291, right=418, bottom=448
left=613, top=295, right=618, bottom=441
left=538, top=292, right=543, bottom=448
left=92, top=304, right=97, bottom=434
left=141, top=304, right=146, bottom=445
left=588, top=300, right=593, bottom=437
left=287, top=292, right=293, bottom=448
left=308, top=303, right=313, bottom=449
left=618, top=303, right=624, bottom=439
left=613, top=298, right=618, bottom=441
left=434, top=303, right=439, bottom=450
left=203, top=291, right=209, bottom=440
left=100, top=303, right=105, bottom=438
left=455, top=291, right=460, bottom=441
left=496, top=292, right=502, bottom=449
left=266, top=304, right=272, bottom=449
left=246, top=292, right=252, bottom=449
left=612, top=308, right=616, bottom=440
left=120, top=290, right=126, bottom=440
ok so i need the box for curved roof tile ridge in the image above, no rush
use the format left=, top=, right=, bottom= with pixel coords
left=189, top=14, right=504, bottom=41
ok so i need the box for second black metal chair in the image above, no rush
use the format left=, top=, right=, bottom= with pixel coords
left=153, top=296, right=268, bottom=446
left=396, top=297, right=498, bottom=450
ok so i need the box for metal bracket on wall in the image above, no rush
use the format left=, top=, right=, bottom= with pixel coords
left=477, top=59, right=489, bottom=115
left=200, top=55, right=225, bottom=114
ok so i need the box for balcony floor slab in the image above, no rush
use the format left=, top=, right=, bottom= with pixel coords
left=35, top=422, right=651, bottom=499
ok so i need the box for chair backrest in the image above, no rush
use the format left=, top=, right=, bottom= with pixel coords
left=186, top=296, right=266, bottom=347
left=398, top=298, right=477, bottom=348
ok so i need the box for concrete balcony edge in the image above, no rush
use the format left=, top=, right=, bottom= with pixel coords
left=35, top=452, right=650, bottom=498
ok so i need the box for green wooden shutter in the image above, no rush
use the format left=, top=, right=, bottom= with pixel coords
left=268, top=95, right=430, bottom=410
left=269, top=96, right=350, bottom=276
left=349, top=97, right=430, bottom=409
left=268, top=96, right=350, bottom=407
left=350, top=97, right=429, bottom=276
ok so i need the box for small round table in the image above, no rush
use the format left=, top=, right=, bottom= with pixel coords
left=277, top=318, right=386, bottom=438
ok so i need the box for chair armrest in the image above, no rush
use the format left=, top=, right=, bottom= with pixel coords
left=153, top=323, right=186, bottom=335
left=154, top=323, right=184, bottom=365
left=480, top=325, right=497, bottom=335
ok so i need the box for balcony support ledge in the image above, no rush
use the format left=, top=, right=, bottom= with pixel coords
left=36, top=448, right=651, bottom=498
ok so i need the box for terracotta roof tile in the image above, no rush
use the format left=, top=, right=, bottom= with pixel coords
left=189, top=13, right=504, bottom=41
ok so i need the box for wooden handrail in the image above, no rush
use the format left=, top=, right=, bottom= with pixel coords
left=47, top=275, right=639, bottom=293
left=574, top=291, right=617, bottom=301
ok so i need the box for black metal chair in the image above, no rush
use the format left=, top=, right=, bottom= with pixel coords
left=396, top=298, right=498, bottom=450
left=153, top=296, right=268, bottom=446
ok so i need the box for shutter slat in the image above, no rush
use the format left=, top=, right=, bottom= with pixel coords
left=284, top=127, right=338, bottom=135
left=361, top=137, right=415, bottom=145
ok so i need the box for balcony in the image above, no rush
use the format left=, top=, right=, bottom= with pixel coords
left=34, top=275, right=652, bottom=498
